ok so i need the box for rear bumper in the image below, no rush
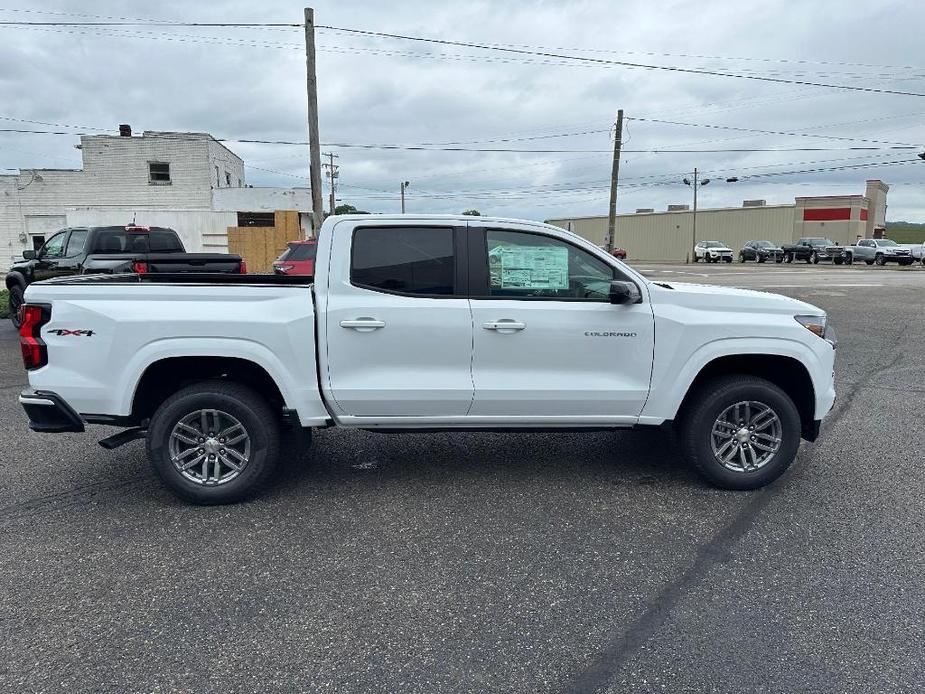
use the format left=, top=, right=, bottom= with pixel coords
left=19, top=389, right=85, bottom=433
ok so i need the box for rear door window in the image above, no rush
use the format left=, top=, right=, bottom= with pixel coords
left=351, top=226, right=455, bottom=296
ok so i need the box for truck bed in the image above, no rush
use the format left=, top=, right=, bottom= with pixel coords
left=22, top=277, right=327, bottom=427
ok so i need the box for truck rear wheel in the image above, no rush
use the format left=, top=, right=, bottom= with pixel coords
left=146, top=380, right=280, bottom=504
left=678, top=376, right=801, bottom=490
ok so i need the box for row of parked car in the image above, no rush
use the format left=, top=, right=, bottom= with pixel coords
left=694, top=237, right=925, bottom=266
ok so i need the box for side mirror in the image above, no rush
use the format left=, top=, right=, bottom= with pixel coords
left=22, top=249, right=36, bottom=260
left=609, top=280, right=642, bottom=305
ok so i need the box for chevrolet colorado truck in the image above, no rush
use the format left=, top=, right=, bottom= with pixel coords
left=17, top=215, right=837, bottom=504
left=6, top=225, right=244, bottom=326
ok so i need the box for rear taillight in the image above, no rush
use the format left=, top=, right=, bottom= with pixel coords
left=132, top=261, right=148, bottom=273
left=19, top=304, right=50, bottom=371
left=239, top=259, right=248, bottom=274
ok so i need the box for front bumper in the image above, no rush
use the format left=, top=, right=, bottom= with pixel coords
left=19, top=390, right=85, bottom=433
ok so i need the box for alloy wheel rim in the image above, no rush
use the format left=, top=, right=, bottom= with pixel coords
left=710, top=400, right=782, bottom=473
left=168, top=409, right=251, bottom=486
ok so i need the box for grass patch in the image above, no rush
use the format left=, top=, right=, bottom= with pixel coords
left=886, top=227, right=925, bottom=244
left=0, top=289, right=9, bottom=320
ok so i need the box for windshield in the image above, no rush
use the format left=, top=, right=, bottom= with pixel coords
left=755, top=240, right=775, bottom=248
left=805, top=238, right=833, bottom=245
left=703, top=241, right=725, bottom=248
left=90, top=226, right=183, bottom=253
left=875, top=239, right=897, bottom=247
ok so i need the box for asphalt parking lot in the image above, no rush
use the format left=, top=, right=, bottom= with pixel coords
left=1, top=262, right=923, bottom=694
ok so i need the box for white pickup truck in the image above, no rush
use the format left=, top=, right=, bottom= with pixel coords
left=17, top=215, right=836, bottom=504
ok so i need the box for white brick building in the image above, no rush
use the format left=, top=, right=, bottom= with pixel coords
left=0, top=127, right=310, bottom=270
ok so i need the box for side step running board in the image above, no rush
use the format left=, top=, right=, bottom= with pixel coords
left=98, top=427, right=147, bottom=450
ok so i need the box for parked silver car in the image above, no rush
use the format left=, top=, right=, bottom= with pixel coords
left=846, top=238, right=915, bottom=266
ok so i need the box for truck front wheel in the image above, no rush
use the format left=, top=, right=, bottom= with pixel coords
left=679, top=376, right=801, bottom=490
left=146, top=380, right=280, bottom=504
left=7, top=284, right=24, bottom=328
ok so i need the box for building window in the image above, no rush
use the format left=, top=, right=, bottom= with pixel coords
left=215, top=165, right=221, bottom=187
left=225, top=171, right=232, bottom=187
left=237, top=212, right=276, bottom=227
left=148, top=161, right=171, bottom=184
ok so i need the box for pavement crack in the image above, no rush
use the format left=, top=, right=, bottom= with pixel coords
left=559, top=487, right=777, bottom=693
left=0, top=476, right=150, bottom=527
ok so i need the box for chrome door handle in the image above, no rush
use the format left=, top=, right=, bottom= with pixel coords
left=340, top=318, right=386, bottom=331
left=482, top=320, right=526, bottom=331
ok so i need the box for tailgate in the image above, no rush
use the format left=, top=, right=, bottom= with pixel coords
left=145, top=253, right=242, bottom=273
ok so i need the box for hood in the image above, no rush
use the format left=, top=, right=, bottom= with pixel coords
left=705, top=246, right=733, bottom=253
left=649, top=281, right=822, bottom=315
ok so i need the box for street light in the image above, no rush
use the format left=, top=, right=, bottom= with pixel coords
left=400, top=180, right=411, bottom=213
left=682, top=168, right=711, bottom=263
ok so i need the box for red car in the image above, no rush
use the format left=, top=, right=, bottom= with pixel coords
left=273, top=240, right=317, bottom=276
left=611, top=247, right=628, bottom=260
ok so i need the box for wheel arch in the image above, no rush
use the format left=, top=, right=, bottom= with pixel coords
left=674, top=353, right=816, bottom=439
left=130, top=356, right=287, bottom=424
left=5, top=271, right=27, bottom=290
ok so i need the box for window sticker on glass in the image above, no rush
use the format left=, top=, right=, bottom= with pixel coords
left=490, top=246, right=569, bottom=289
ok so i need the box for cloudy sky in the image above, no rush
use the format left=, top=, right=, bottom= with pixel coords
left=2, top=0, right=924, bottom=221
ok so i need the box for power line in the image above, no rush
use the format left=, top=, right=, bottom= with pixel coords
left=313, top=25, right=925, bottom=98
left=2, top=18, right=925, bottom=95
left=2, top=128, right=921, bottom=153
left=626, top=116, right=919, bottom=147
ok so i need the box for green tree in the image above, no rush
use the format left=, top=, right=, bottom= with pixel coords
left=462, top=209, right=481, bottom=216
left=334, top=203, right=358, bottom=215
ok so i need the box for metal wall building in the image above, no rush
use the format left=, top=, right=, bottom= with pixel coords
left=546, top=180, right=888, bottom=261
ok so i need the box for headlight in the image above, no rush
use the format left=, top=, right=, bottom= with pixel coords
left=795, top=314, right=836, bottom=346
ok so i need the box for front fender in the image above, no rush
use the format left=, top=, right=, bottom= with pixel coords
left=640, top=336, right=834, bottom=423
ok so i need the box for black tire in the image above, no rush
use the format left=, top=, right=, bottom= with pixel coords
left=810, top=252, right=819, bottom=264
left=146, top=380, right=280, bottom=504
left=833, top=257, right=843, bottom=265
left=758, top=255, right=766, bottom=263
left=784, top=253, right=792, bottom=263
left=8, top=284, right=24, bottom=329
left=899, top=259, right=913, bottom=266
left=724, top=256, right=732, bottom=263
left=739, top=253, right=746, bottom=263
left=845, top=253, right=853, bottom=265
left=678, top=375, right=801, bottom=490
left=875, top=254, right=885, bottom=266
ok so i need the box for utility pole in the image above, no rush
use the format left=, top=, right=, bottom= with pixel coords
left=304, top=7, right=323, bottom=236
left=322, top=151, right=339, bottom=215
left=605, top=109, right=624, bottom=254
left=400, top=180, right=410, bottom=213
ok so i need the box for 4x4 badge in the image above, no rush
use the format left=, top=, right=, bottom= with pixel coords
left=48, top=329, right=94, bottom=337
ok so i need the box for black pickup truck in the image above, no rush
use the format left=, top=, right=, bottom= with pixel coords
left=781, top=237, right=848, bottom=265
left=5, top=225, right=244, bottom=326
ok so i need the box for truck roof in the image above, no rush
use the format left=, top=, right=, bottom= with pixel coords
left=328, top=213, right=551, bottom=226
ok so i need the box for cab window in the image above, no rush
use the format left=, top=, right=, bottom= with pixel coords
left=351, top=226, right=455, bottom=296
left=478, top=229, right=614, bottom=300
left=40, top=231, right=66, bottom=258
left=65, top=229, right=89, bottom=256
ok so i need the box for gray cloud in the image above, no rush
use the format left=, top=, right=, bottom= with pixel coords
left=1, top=0, right=924, bottom=220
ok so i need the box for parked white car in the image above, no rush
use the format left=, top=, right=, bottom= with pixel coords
left=896, top=242, right=925, bottom=264
left=17, top=214, right=836, bottom=503
left=694, top=240, right=734, bottom=263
